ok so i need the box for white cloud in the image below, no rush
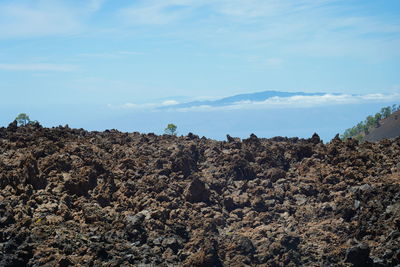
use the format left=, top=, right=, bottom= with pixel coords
left=109, top=99, right=180, bottom=110
left=170, top=93, right=400, bottom=112
left=109, top=93, right=400, bottom=112
left=162, top=100, right=179, bottom=106
left=0, top=63, right=77, bottom=72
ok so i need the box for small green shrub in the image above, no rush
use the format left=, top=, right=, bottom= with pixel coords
left=15, top=113, right=31, bottom=126
left=165, top=123, right=177, bottom=135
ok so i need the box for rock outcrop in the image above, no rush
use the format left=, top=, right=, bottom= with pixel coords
left=0, top=126, right=399, bottom=266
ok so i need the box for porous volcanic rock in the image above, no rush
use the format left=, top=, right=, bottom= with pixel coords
left=0, top=125, right=399, bottom=266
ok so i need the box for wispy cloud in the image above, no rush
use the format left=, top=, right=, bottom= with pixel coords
left=0, top=63, right=77, bottom=72
left=108, top=100, right=180, bottom=110
left=0, top=0, right=105, bottom=38
left=117, top=0, right=338, bottom=25
left=0, top=3, right=77, bottom=38
left=88, top=0, right=106, bottom=12
left=2, top=0, right=398, bottom=61
left=211, top=0, right=331, bottom=20
left=115, top=0, right=400, bottom=60
left=77, top=51, right=144, bottom=59
left=118, top=0, right=197, bottom=25
left=118, top=51, right=145, bottom=55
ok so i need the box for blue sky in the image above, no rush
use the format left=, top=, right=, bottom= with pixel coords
left=1, top=0, right=400, bottom=139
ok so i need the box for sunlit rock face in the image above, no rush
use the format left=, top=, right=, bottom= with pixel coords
left=0, top=126, right=399, bottom=266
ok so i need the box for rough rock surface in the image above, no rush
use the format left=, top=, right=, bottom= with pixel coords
left=0, top=124, right=399, bottom=266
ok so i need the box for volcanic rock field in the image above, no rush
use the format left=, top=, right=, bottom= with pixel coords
left=0, top=122, right=399, bottom=266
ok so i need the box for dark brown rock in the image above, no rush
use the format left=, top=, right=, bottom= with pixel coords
left=0, top=125, right=399, bottom=266
left=184, top=177, right=210, bottom=203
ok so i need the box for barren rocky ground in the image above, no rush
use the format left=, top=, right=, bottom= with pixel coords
left=0, top=122, right=399, bottom=266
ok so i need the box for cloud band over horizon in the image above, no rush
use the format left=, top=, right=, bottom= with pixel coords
left=109, top=92, right=400, bottom=112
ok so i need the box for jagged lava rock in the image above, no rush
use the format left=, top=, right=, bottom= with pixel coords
left=0, top=125, right=399, bottom=266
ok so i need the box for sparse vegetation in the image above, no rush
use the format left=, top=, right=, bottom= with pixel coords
left=15, top=113, right=31, bottom=126
left=164, top=123, right=177, bottom=135
left=341, top=104, right=400, bottom=141
left=14, top=113, right=40, bottom=127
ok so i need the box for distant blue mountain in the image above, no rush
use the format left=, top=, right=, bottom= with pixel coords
left=160, top=90, right=330, bottom=109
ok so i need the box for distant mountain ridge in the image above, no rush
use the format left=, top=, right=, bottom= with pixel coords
left=160, top=90, right=333, bottom=109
